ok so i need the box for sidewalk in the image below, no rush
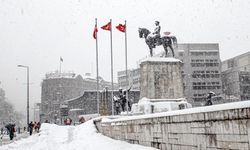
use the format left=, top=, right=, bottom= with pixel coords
left=0, top=132, right=30, bottom=146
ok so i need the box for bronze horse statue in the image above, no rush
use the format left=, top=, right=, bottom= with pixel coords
left=138, top=28, right=177, bottom=57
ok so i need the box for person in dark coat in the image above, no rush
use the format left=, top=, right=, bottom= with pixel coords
left=36, top=122, right=41, bottom=132
left=113, top=96, right=121, bottom=115
left=28, top=121, right=34, bottom=135
left=119, top=86, right=132, bottom=112
left=1, top=128, right=3, bottom=135
left=205, top=91, right=215, bottom=106
left=5, top=124, right=15, bottom=140
left=118, top=88, right=125, bottom=112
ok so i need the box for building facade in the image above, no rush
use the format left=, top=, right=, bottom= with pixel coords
left=221, top=51, right=250, bottom=101
left=117, top=43, right=223, bottom=107
left=177, top=43, right=223, bottom=106
left=117, top=68, right=140, bottom=90
left=41, top=71, right=85, bottom=123
left=41, top=71, right=119, bottom=123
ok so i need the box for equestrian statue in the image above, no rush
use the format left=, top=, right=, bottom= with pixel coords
left=138, top=21, right=177, bottom=57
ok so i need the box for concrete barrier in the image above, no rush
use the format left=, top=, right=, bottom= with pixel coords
left=95, top=101, right=250, bottom=150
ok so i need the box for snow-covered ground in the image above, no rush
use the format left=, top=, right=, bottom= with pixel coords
left=0, top=120, right=157, bottom=150
left=1, top=132, right=27, bottom=146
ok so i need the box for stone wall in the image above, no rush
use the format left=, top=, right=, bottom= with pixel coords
left=95, top=104, right=250, bottom=150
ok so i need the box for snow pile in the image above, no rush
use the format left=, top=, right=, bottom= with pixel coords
left=0, top=120, right=157, bottom=150
left=140, top=57, right=182, bottom=63
left=103, top=100, right=250, bottom=123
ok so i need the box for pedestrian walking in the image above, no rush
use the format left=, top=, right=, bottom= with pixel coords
left=36, top=122, right=41, bottom=133
left=28, top=121, right=34, bottom=136
left=5, top=123, right=15, bottom=140
left=205, top=91, right=215, bottom=106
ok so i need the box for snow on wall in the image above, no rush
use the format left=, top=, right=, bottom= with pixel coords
left=102, top=100, right=250, bottom=123
left=96, top=101, right=250, bottom=149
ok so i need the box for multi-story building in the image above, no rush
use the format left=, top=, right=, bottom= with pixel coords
left=118, top=43, right=223, bottom=107
left=41, top=71, right=118, bottom=123
left=177, top=43, right=223, bottom=106
left=82, top=73, right=119, bottom=91
left=221, top=51, right=250, bottom=101
left=117, top=68, right=140, bottom=90
left=41, top=71, right=85, bottom=122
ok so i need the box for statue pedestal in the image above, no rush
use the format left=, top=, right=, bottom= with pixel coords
left=140, top=57, right=184, bottom=99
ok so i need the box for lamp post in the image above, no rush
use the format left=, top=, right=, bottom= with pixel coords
left=17, top=65, right=29, bottom=130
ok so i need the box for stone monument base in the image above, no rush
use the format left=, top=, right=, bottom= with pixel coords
left=140, top=57, right=184, bottom=99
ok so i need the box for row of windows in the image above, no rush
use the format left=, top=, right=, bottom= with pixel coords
left=118, top=76, right=129, bottom=81
left=179, top=52, right=219, bottom=57
left=193, top=82, right=220, bottom=86
left=191, top=59, right=218, bottom=63
left=190, top=52, right=219, bottom=56
left=193, top=93, right=207, bottom=97
left=192, top=74, right=220, bottom=78
left=193, top=86, right=221, bottom=90
left=193, top=70, right=219, bottom=74
left=193, top=96, right=222, bottom=102
left=191, top=63, right=219, bottom=67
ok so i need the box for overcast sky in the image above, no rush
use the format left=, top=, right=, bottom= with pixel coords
left=0, top=0, right=250, bottom=114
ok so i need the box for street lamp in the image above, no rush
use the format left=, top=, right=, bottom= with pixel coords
left=17, top=65, right=29, bottom=130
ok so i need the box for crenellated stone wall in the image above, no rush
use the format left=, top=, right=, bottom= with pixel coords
left=95, top=103, right=250, bottom=150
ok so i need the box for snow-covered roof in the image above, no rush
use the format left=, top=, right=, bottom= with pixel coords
left=101, top=100, right=250, bottom=123
left=69, top=108, right=84, bottom=112
left=65, top=95, right=84, bottom=102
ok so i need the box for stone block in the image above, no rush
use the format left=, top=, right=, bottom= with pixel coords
left=172, top=115, right=181, bottom=123
left=153, top=123, right=162, bottom=133
left=170, top=144, right=182, bottom=150
left=177, top=133, right=195, bottom=146
left=216, top=134, right=248, bottom=142
left=238, top=108, right=249, bottom=119
left=153, top=132, right=162, bottom=139
left=217, top=141, right=248, bottom=150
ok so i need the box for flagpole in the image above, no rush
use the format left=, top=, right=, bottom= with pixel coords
left=125, top=20, right=129, bottom=115
left=95, top=18, right=100, bottom=115
left=110, top=19, right=114, bottom=116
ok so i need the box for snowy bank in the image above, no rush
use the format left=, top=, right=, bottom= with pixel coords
left=101, top=100, right=250, bottom=123
left=0, top=120, right=157, bottom=150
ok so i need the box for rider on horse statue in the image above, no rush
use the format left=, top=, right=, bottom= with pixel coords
left=147, top=21, right=161, bottom=48
left=138, top=21, right=177, bottom=57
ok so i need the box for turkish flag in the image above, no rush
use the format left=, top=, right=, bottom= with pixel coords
left=163, top=32, right=171, bottom=35
left=116, top=24, right=125, bottom=32
left=93, top=26, right=98, bottom=39
left=101, top=22, right=111, bottom=31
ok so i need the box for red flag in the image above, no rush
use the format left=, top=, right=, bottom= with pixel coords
left=163, top=32, right=171, bottom=35
left=116, top=24, right=125, bottom=32
left=101, top=22, right=111, bottom=31
left=93, top=26, right=98, bottom=39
